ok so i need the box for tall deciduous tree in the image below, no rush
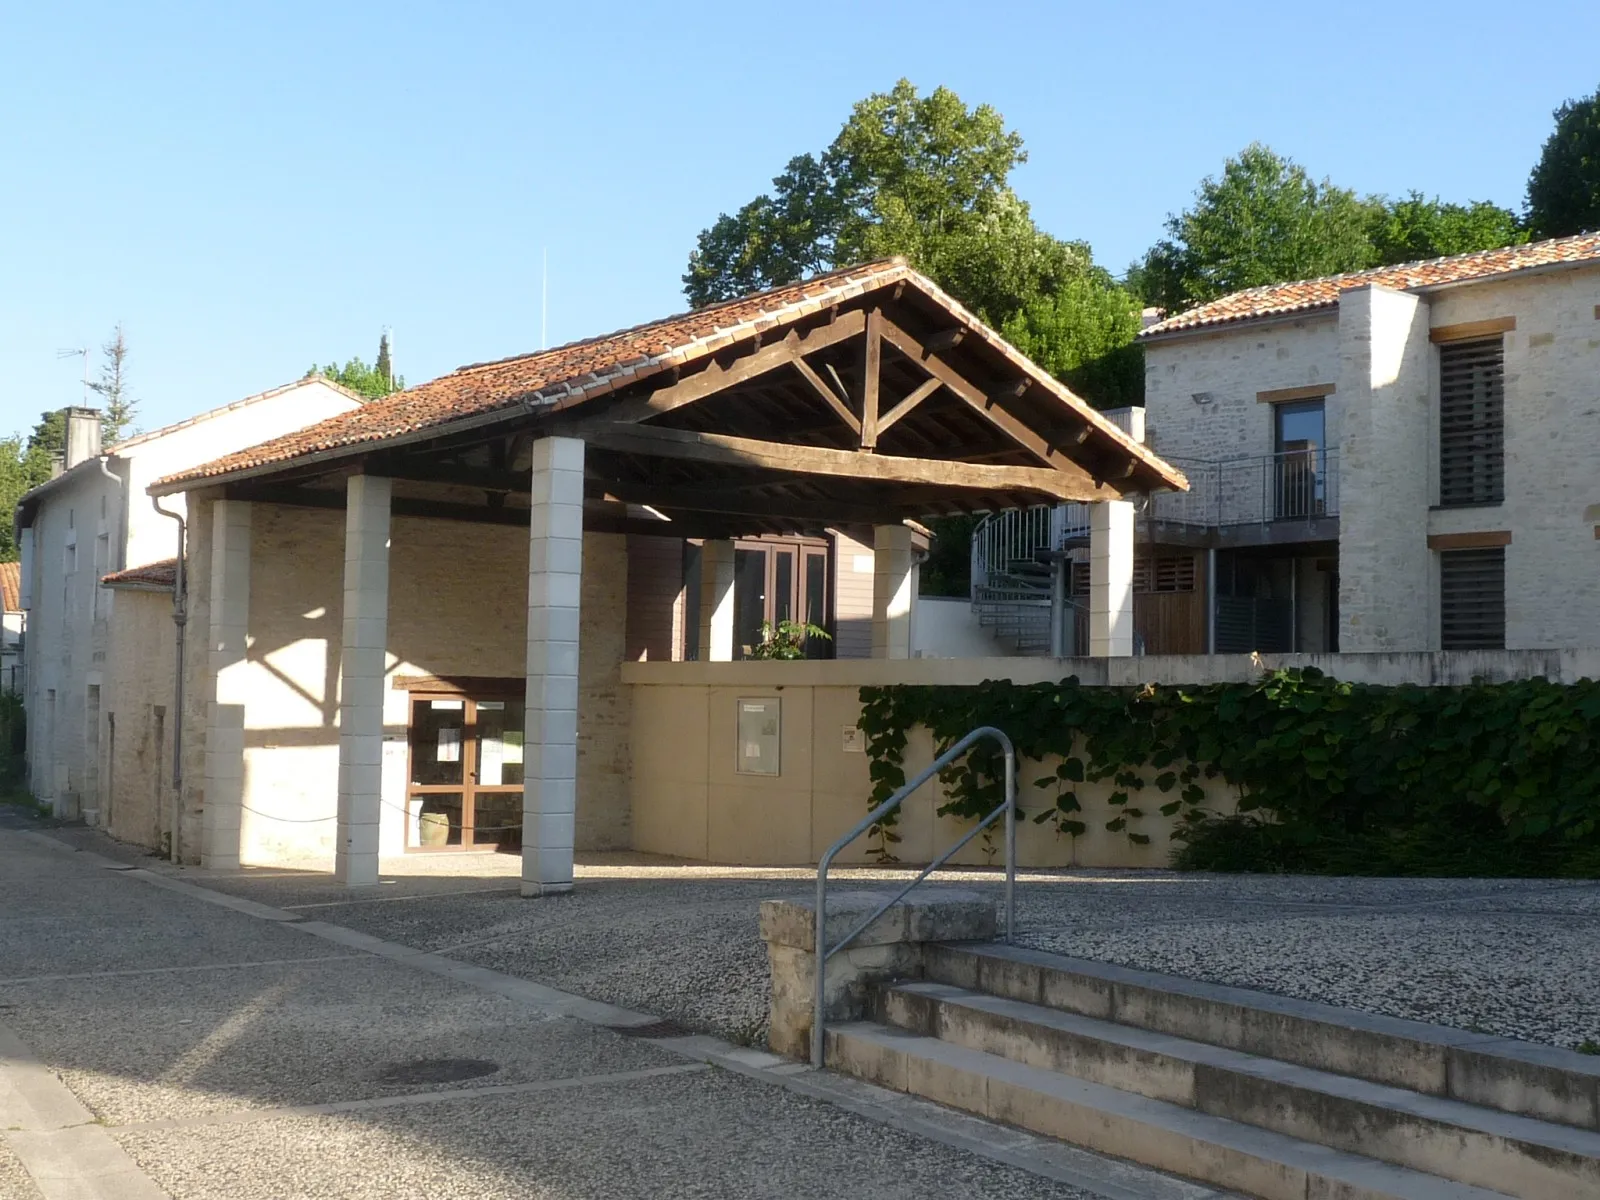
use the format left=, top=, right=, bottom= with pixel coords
left=1365, top=193, right=1527, bottom=264
left=683, top=79, right=1092, bottom=328
left=1002, top=273, right=1146, bottom=410
left=1135, top=144, right=1375, bottom=314
left=88, top=323, right=137, bottom=445
left=1527, top=85, right=1600, bottom=238
left=0, top=415, right=68, bottom=562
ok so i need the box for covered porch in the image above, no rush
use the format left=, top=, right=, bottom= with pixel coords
left=152, top=260, right=1185, bottom=892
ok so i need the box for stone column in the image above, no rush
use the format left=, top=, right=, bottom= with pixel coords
left=698, top=539, right=735, bottom=662
left=202, top=500, right=250, bottom=870
left=334, top=475, right=391, bottom=887
left=523, top=437, right=585, bottom=898
left=871, top=524, right=914, bottom=659
left=1090, top=500, right=1134, bottom=657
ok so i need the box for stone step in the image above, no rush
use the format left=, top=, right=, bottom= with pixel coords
left=924, top=941, right=1600, bottom=1132
left=879, top=981, right=1600, bottom=1199
left=826, top=1022, right=1512, bottom=1200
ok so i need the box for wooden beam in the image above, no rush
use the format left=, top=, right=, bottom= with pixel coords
left=877, top=377, right=942, bottom=434
left=1257, top=383, right=1335, bottom=405
left=925, top=327, right=965, bottom=352
left=577, top=423, right=1103, bottom=502
left=1430, top=316, right=1515, bottom=344
left=861, top=308, right=882, bottom=449
left=592, top=310, right=866, bottom=424
left=1427, top=530, right=1512, bottom=550
left=588, top=478, right=925, bottom=524
left=876, top=313, right=1097, bottom=484
left=789, top=357, right=861, bottom=436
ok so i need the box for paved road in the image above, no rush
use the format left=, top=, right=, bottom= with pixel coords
left=0, top=817, right=1225, bottom=1200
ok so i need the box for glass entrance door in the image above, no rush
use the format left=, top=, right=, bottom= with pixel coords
left=731, top=539, right=831, bottom=657
left=1274, top=399, right=1327, bottom=518
left=405, top=693, right=525, bottom=851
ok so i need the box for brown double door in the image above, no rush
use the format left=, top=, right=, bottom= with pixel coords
left=405, top=692, right=525, bottom=851
left=732, top=537, right=830, bottom=658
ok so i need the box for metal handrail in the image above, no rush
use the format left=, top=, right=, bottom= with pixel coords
left=811, top=725, right=1016, bottom=1068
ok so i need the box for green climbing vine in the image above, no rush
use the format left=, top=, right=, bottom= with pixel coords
left=857, top=669, right=1600, bottom=877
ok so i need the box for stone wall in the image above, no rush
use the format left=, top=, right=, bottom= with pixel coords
left=103, top=588, right=176, bottom=850
left=1143, top=314, right=1341, bottom=465
left=1338, top=285, right=1433, bottom=651
left=180, top=500, right=633, bottom=864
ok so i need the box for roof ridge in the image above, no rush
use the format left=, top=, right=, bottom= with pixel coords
left=447, top=259, right=907, bottom=380
left=110, top=375, right=369, bottom=452
left=1142, top=232, right=1600, bottom=339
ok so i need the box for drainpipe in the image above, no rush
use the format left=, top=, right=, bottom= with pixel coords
left=151, top=495, right=186, bottom=864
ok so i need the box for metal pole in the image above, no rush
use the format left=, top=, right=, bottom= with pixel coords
left=812, top=846, right=828, bottom=1070
left=1004, top=743, right=1016, bottom=943
left=1048, top=556, right=1065, bottom=658
left=1206, top=547, right=1217, bottom=655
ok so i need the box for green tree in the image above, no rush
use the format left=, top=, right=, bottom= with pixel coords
left=1366, top=192, right=1526, bottom=264
left=309, top=334, right=403, bottom=401
left=684, top=79, right=1091, bottom=328
left=0, top=416, right=65, bottom=562
left=1527, top=85, right=1600, bottom=238
left=88, top=323, right=137, bottom=445
left=1002, top=272, right=1146, bottom=409
left=1135, top=144, right=1375, bottom=313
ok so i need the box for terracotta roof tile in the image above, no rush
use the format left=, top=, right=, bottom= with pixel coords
left=0, top=561, right=19, bottom=612
left=153, top=260, right=1185, bottom=495
left=1140, top=233, right=1600, bottom=339
left=100, top=559, right=177, bottom=590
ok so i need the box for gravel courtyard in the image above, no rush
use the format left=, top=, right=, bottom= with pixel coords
left=101, top=834, right=1600, bottom=1054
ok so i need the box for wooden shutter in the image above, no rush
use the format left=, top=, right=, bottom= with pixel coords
left=1439, top=547, right=1505, bottom=649
left=1438, top=337, right=1504, bottom=507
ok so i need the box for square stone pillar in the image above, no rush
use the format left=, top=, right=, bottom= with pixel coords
left=523, top=437, right=584, bottom=898
left=1090, top=500, right=1135, bottom=657
left=698, top=539, right=735, bottom=662
left=871, top=524, right=914, bottom=659
left=202, top=500, right=251, bottom=870
left=334, top=475, right=391, bottom=887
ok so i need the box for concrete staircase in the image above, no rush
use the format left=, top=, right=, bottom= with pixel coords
left=823, top=942, right=1600, bottom=1200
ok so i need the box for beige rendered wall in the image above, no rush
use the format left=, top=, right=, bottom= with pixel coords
left=102, top=588, right=177, bottom=850
left=625, top=651, right=1600, bottom=868
left=191, top=500, right=630, bottom=864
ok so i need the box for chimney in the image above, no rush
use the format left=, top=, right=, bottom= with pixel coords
left=63, top=407, right=102, bottom=470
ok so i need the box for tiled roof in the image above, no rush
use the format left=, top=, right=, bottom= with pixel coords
left=100, top=559, right=177, bottom=590
left=110, top=376, right=369, bottom=454
left=154, top=260, right=1183, bottom=494
left=1140, top=233, right=1600, bottom=339
left=0, top=561, right=18, bottom=612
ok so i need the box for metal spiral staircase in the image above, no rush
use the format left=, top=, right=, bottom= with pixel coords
left=969, top=504, right=1089, bottom=654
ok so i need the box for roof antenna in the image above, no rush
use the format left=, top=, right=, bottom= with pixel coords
left=56, top=347, right=88, bottom=404
left=541, top=247, right=548, bottom=350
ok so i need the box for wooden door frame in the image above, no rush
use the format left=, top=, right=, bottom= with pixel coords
left=402, top=687, right=525, bottom=852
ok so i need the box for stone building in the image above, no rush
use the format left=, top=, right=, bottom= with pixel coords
left=1129, top=233, right=1600, bottom=654
left=12, top=379, right=367, bottom=838
left=141, top=260, right=1178, bottom=885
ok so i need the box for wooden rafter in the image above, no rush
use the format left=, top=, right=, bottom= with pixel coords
left=877, top=377, right=942, bottom=435
left=587, top=478, right=924, bottom=524
left=577, top=423, right=1103, bottom=502
left=875, top=313, right=1091, bottom=475
left=788, top=357, right=861, bottom=436
left=588, top=311, right=866, bottom=425
left=861, top=308, right=882, bottom=449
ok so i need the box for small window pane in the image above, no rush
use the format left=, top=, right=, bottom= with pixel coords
left=411, top=793, right=463, bottom=847
left=774, top=551, right=794, bottom=625
left=474, top=699, right=524, bottom=787
left=410, top=699, right=466, bottom=785
left=733, top=548, right=766, bottom=658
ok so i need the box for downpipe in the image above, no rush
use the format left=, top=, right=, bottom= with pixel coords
left=151, top=495, right=187, bottom=863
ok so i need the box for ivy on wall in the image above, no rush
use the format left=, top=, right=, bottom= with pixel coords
left=857, top=669, right=1600, bottom=877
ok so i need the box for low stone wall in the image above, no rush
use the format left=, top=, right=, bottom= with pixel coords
left=623, top=651, right=1600, bottom=869
left=760, top=890, right=996, bottom=1060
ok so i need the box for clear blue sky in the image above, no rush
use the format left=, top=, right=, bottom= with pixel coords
left=5, top=1, right=1598, bottom=437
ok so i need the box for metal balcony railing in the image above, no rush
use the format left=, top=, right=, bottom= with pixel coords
left=1152, top=448, right=1339, bottom=529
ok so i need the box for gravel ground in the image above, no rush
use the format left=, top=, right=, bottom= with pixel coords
left=157, top=848, right=1600, bottom=1053
left=116, top=1069, right=1101, bottom=1200
left=0, top=1144, right=43, bottom=1200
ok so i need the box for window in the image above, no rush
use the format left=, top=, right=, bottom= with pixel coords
left=1273, top=399, right=1327, bottom=519
left=1440, top=548, right=1505, bottom=649
left=1438, top=338, right=1504, bottom=507
left=730, top=538, right=830, bottom=658
left=405, top=692, right=525, bottom=851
